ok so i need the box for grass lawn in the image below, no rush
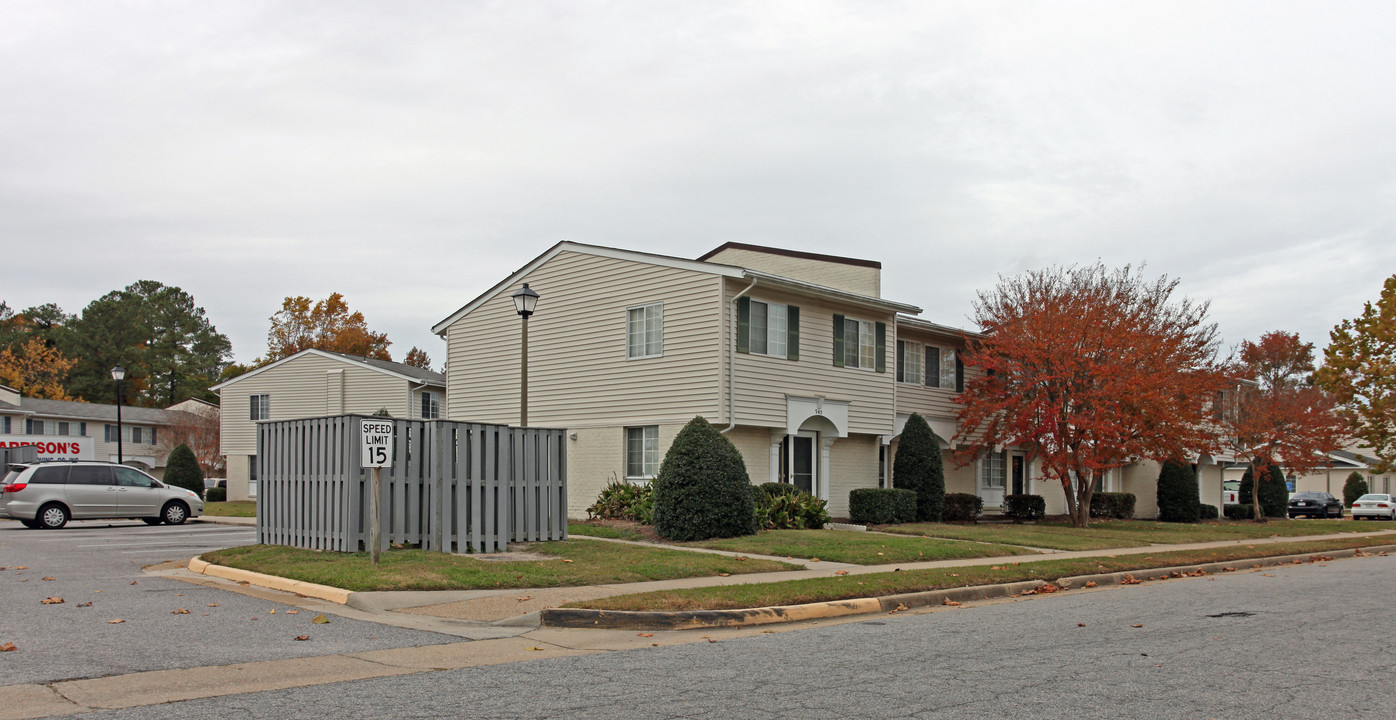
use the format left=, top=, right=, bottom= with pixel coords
left=200, top=539, right=800, bottom=592
left=685, top=529, right=1031, bottom=564
left=880, top=518, right=1367, bottom=551
left=568, top=522, right=647, bottom=541
left=202, top=501, right=257, bottom=517
left=568, top=535, right=1392, bottom=612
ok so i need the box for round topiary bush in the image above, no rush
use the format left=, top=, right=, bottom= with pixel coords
left=1343, top=471, right=1369, bottom=507
left=1239, top=463, right=1287, bottom=518
left=163, top=443, right=205, bottom=495
left=651, top=417, right=757, bottom=541
left=892, top=413, right=945, bottom=522
left=1156, top=458, right=1201, bottom=523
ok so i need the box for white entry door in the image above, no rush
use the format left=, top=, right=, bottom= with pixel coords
left=980, top=452, right=1006, bottom=508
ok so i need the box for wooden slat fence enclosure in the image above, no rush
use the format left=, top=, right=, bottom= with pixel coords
left=257, top=415, right=566, bottom=553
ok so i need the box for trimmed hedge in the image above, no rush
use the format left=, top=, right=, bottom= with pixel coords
left=1199, top=503, right=1220, bottom=520
left=849, top=488, right=918, bottom=525
left=1344, top=472, right=1369, bottom=507
left=651, top=417, right=758, bottom=541
left=1002, top=494, right=1045, bottom=521
left=1156, top=459, right=1201, bottom=523
left=1090, top=492, right=1136, bottom=519
left=1224, top=503, right=1254, bottom=520
left=205, top=487, right=227, bottom=503
left=942, top=493, right=983, bottom=523
left=892, top=413, right=946, bottom=522
left=1239, top=464, right=1287, bottom=518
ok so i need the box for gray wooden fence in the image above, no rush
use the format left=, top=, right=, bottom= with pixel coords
left=256, top=415, right=566, bottom=553
left=1, top=445, right=39, bottom=466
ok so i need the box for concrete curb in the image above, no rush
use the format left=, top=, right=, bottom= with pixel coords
left=187, top=557, right=353, bottom=605
left=539, top=544, right=1396, bottom=630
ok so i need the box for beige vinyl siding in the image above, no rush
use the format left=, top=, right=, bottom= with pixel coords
left=893, top=326, right=966, bottom=421
left=1120, top=462, right=1160, bottom=519
left=444, top=251, right=724, bottom=427
left=728, top=283, right=896, bottom=436
left=1198, top=461, right=1225, bottom=513
left=219, top=354, right=412, bottom=456
left=704, top=247, right=880, bottom=297
left=827, top=434, right=879, bottom=517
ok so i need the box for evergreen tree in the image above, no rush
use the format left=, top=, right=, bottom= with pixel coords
left=1239, top=463, right=1288, bottom=518
left=651, top=417, right=757, bottom=541
left=163, top=443, right=205, bottom=495
left=892, top=413, right=946, bottom=522
left=1156, top=458, right=1201, bottom=523
left=1343, top=471, right=1370, bottom=506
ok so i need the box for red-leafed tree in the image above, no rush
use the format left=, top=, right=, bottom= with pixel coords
left=955, top=264, right=1228, bottom=528
left=1226, top=331, right=1345, bottom=521
left=261, top=293, right=391, bottom=364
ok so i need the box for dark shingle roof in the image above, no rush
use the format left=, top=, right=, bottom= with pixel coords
left=316, top=351, right=446, bottom=385
left=5, top=397, right=172, bottom=424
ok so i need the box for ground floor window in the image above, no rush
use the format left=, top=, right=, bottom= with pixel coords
left=248, top=454, right=259, bottom=497
left=625, top=426, right=659, bottom=479
left=981, top=452, right=1005, bottom=488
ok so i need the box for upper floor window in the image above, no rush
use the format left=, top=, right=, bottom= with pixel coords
left=833, top=314, right=885, bottom=372
left=925, top=347, right=961, bottom=391
left=26, top=419, right=44, bottom=435
left=2, top=417, right=9, bottom=434
left=421, top=391, right=441, bottom=419
left=250, top=394, right=270, bottom=421
left=736, top=298, right=800, bottom=360
left=896, top=341, right=923, bottom=385
left=131, top=426, right=143, bottom=444
left=57, top=421, right=70, bottom=436
left=627, top=303, right=663, bottom=359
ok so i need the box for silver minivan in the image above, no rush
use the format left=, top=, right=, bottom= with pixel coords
left=0, top=461, right=204, bottom=529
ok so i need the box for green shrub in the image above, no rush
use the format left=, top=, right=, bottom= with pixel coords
left=205, top=487, right=227, bottom=503
left=1156, top=459, right=1201, bottom=523
left=1002, top=494, right=1045, bottom=521
left=1199, top=503, right=1220, bottom=520
left=1224, top=503, right=1253, bottom=520
left=1239, top=464, right=1287, bottom=518
left=1090, top=492, right=1136, bottom=519
left=848, top=488, right=918, bottom=524
left=758, top=482, right=799, bottom=499
left=942, top=493, right=983, bottom=523
left=755, top=489, right=829, bottom=530
left=651, top=417, right=757, bottom=541
left=1343, top=472, right=1369, bottom=506
left=164, top=443, right=205, bottom=495
left=892, top=414, right=946, bottom=522
left=586, top=479, right=654, bottom=524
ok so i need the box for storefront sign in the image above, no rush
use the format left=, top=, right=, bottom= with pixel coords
left=0, top=435, right=95, bottom=461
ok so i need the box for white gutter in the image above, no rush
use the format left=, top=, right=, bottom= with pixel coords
left=722, top=278, right=759, bottom=434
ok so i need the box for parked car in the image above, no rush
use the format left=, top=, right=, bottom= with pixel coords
left=1351, top=494, right=1396, bottom=521
left=1286, top=491, right=1344, bottom=519
left=0, top=461, right=204, bottom=529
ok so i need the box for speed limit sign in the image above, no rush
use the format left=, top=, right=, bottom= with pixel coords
left=361, top=419, right=393, bottom=468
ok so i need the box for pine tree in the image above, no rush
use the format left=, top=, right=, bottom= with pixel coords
left=1156, top=458, right=1201, bottom=523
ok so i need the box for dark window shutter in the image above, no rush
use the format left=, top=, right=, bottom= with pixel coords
left=832, top=314, right=845, bottom=367
left=927, top=347, right=940, bottom=387
left=736, top=297, right=751, bottom=354
left=955, top=355, right=965, bottom=392
left=787, top=306, right=800, bottom=361
left=875, top=322, right=887, bottom=373
left=895, top=341, right=905, bottom=382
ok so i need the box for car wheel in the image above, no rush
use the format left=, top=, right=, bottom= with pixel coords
left=142, top=517, right=164, bottom=526
left=161, top=501, right=189, bottom=526
left=38, top=503, right=70, bottom=529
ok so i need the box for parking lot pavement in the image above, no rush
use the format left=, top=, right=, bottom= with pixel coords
left=0, top=519, right=456, bottom=686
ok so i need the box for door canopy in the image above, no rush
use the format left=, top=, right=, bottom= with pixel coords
left=786, top=396, right=848, bottom=438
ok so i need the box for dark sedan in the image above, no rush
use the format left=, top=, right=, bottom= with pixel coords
left=1288, top=491, right=1344, bottom=519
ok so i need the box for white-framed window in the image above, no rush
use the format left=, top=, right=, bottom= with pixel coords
left=897, top=340, right=923, bottom=385
left=248, top=454, right=259, bottom=497
left=250, top=394, right=270, bottom=421
left=925, top=347, right=958, bottom=390
left=750, top=300, right=790, bottom=357
left=26, top=419, right=44, bottom=435
left=839, top=317, right=878, bottom=369
left=627, top=303, right=663, bottom=359
left=625, top=426, right=659, bottom=479
left=981, top=452, right=1005, bottom=488
left=421, top=391, right=441, bottom=419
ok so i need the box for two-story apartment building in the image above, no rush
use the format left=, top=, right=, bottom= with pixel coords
left=212, top=349, right=447, bottom=501
left=433, top=241, right=1056, bottom=518
left=0, top=384, right=182, bottom=478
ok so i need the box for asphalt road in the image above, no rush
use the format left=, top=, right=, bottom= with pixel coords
left=0, top=519, right=453, bottom=685
left=63, top=548, right=1396, bottom=719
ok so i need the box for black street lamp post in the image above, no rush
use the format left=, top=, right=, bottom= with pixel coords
left=511, top=283, right=540, bottom=427
left=110, top=365, right=125, bottom=465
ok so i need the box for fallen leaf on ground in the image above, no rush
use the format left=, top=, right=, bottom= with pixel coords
left=1222, top=567, right=1237, bottom=572
left=559, top=559, right=574, bottom=563
left=735, top=556, right=748, bottom=561
left=707, top=638, right=717, bottom=643
left=637, top=633, right=653, bottom=637
left=1121, top=574, right=1141, bottom=585
left=1131, top=624, right=1143, bottom=628
left=76, top=602, right=92, bottom=608
left=14, top=566, right=26, bottom=570
left=207, top=603, right=219, bottom=607
left=0, top=642, right=15, bottom=652
left=942, top=599, right=960, bottom=607
left=130, top=581, right=137, bottom=585
left=517, top=596, right=532, bottom=602
left=810, top=558, right=820, bottom=562
left=41, top=597, right=63, bottom=604
left=834, top=570, right=849, bottom=576
left=294, top=635, right=310, bottom=641
left=107, top=619, right=124, bottom=624
left=286, top=610, right=299, bottom=614
left=717, top=573, right=731, bottom=577
left=528, top=646, right=544, bottom=651
left=268, top=609, right=276, bottom=614
left=1262, top=573, right=1275, bottom=577
left=1037, top=583, right=1059, bottom=594
left=1084, top=581, right=1098, bottom=588
left=172, top=608, right=189, bottom=615
left=312, top=614, right=330, bottom=624
left=42, top=577, right=54, bottom=581
left=1077, top=623, right=1086, bottom=627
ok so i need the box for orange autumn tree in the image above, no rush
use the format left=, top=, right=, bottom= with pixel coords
left=0, top=337, right=77, bottom=400
left=1225, top=331, right=1345, bottom=521
left=262, top=293, right=392, bottom=364
left=955, top=264, right=1228, bottom=528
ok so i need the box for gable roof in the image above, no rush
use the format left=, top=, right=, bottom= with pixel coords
left=431, top=241, right=920, bottom=335
left=6, top=396, right=172, bottom=424
left=209, top=348, right=446, bottom=391
left=697, top=242, right=882, bottom=270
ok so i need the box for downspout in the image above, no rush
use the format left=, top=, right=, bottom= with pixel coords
left=722, top=278, right=759, bottom=434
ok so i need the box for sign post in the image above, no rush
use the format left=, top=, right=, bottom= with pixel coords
left=360, top=418, right=394, bottom=565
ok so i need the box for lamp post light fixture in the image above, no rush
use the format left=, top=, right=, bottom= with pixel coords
left=511, top=283, right=540, bottom=427
left=110, top=365, right=126, bottom=466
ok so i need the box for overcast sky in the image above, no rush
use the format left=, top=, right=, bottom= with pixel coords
left=3, top=1, right=1393, bottom=368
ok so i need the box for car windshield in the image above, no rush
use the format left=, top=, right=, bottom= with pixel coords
left=1357, top=495, right=1390, bottom=502
left=1224, top=481, right=1240, bottom=490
